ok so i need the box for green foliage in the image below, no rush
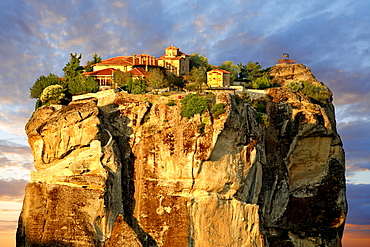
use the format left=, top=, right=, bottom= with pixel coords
left=197, top=123, right=206, bottom=134
left=114, top=70, right=133, bottom=88
left=166, top=72, right=185, bottom=90
left=240, top=91, right=251, bottom=103
left=186, top=67, right=207, bottom=93
left=67, top=74, right=99, bottom=95
left=147, top=68, right=165, bottom=94
left=180, top=94, right=208, bottom=118
left=85, top=53, right=102, bottom=72
left=30, top=73, right=62, bottom=99
left=202, top=117, right=210, bottom=125
left=252, top=101, right=265, bottom=113
left=130, top=80, right=147, bottom=94
left=121, top=78, right=147, bottom=94
left=219, top=61, right=239, bottom=82
left=286, top=80, right=332, bottom=105
left=243, top=61, right=263, bottom=81
left=142, top=113, right=150, bottom=123
left=251, top=73, right=271, bottom=89
left=189, top=53, right=212, bottom=70
left=63, top=53, right=83, bottom=83
left=205, top=92, right=216, bottom=101
left=256, top=112, right=269, bottom=127
left=40, top=84, right=65, bottom=104
left=286, top=81, right=303, bottom=92
left=211, top=103, right=226, bottom=119
left=301, top=81, right=332, bottom=105
left=166, top=99, right=176, bottom=106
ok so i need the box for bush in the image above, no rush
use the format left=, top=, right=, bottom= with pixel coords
left=197, top=123, right=206, bottom=134
left=251, top=73, right=272, bottom=89
left=166, top=99, right=176, bottom=106
left=301, top=81, right=332, bottom=105
left=211, top=103, right=226, bottom=119
left=286, top=81, right=303, bottom=92
left=252, top=102, right=265, bottom=113
left=256, top=112, right=269, bottom=127
left=30, top=73, right=62, bottom=99
left=67, top=75, right=99, bottom=95
left=240, top=91, right=251, bottom=103
left=180, top=94, right=208, bottom=118
left=40, top=84, right=65, bottom=104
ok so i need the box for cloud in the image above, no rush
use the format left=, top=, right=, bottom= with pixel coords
left=338, top=119, right=370, bottom=164
left=0, top=179, right=28, bottom=202
left=346, top=184, right=370, bottom=225
left=0, top=139, right=33, bottom=181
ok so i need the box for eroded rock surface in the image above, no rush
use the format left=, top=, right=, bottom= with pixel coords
left=17, top=64, right=346, bottom=246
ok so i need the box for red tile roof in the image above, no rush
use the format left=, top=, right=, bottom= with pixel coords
left=207, top=69, right=230, bottom=74
left=94, top=56, right=133, bottom=66
left=128, top=68, right=150, bottom=77
left=165, top=45, right=179, bottom=50
left=83, top=68, right=117, bottom=76
left=94, top=55, right=159, bottom=67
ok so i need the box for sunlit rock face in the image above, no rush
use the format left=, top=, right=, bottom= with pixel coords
left=17, top=64, right=346, bottom=247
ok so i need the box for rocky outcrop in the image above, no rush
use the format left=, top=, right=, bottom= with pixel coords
left=17, top=64, right=347, bottom=246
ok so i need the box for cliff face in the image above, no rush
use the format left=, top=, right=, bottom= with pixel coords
left=17, top=64, right=347, bottom=247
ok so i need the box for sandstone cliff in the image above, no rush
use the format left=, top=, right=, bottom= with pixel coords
left=17, top=63, right=347, bottom=246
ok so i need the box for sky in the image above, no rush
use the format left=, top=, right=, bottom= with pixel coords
left=0, top=0, right=369, bottom=246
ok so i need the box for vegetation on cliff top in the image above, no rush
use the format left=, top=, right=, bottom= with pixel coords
left=286, top=80, right=332, bottom=105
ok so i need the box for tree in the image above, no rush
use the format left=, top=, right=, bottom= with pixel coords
left=67, top=74, right=99, bottom=95
left=219, top=61, right=239, bottom=82
left=243, top=61, right=263, bottom=81
left=237, top=62, right=245, bottom=80
left=130, top=79, right=147, bottom=94
left=63, top=53, right=83, bottom=84
left=166, top=72, right=185, bottom=91
left=180, top=94, right=208, bottom=118
left=113, top=69, right=133, bottom=88
left=189, top=53, right=212, bottom=71
left=30, top=73, right=62, bottom=99
left=147, top=68, right=165, bottom=94
left=186, top=67, right=207, bottom=93
left=210, top=103, right=226, bottom=119
left=40, top=84, right=65, bottom=104
left=85, top=53, right=102, bottom=72
left=251, top=73, right=271, bottom=89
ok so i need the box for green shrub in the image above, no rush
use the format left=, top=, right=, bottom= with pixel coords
left=211, top=103, right=226, bottom=119
left=40, top=84, right=65, bottom=104
left=131, top=81, right=146, bottom=94
left=256, top=112, right=269, bottom=127
left=205, top=92, right=216, bottom=101
left=251, top=73, right=272, bottom=89
left=252, top=102, right=265, bottom=113
left=286, top=80, right=332, bottom=105
left=30, top=73, right=62, bottom=99
left=301, top=81, right=332, bottom=105
left=180, top=94, right=208, bottom=118
left=240, top=91, right=251, bottom=103
left=166, top=99, right=176, bottom=106
left=67, top=74, right=99, bottom=95
left=202, top=117, right=210, bottom=125
left=197, top=123, right=206, bottom=134
left=286, top=81, right=303, bottom=92
left=142, top=113, right=150, bottom=123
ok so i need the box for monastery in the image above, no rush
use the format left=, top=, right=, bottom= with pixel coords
left=83, top=46, right=190, bottom=87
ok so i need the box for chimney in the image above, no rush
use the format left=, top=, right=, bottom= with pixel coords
left=132, top=54, right=136, bottom=65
